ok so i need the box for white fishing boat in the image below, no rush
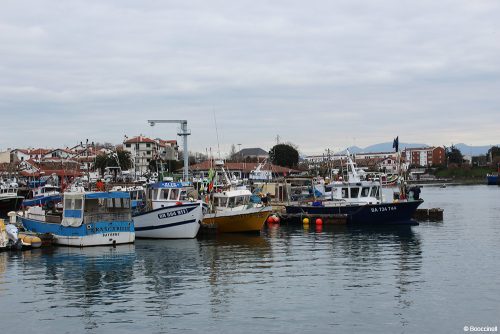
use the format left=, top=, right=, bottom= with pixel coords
left=0, top=181, right=24, bottom=216
left=132, top=182, right=204, bottom=239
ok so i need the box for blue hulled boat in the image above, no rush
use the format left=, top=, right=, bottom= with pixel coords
left=486, top=174, right=498, bottom=185
left=285, top=150, right=423, bottom=225
left=19, top=191, right=135, bottom=246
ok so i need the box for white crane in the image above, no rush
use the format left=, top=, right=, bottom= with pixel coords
left=148, top=119, right=191, bottom=181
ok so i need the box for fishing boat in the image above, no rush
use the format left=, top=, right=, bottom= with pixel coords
left=132, top=182, right=204, bottom=239
left=22, top=185, right=62, bottom=208
left=0, top=181, right=24, bottom=217
left=18, top=191, right=135, bottom=246
left=486, top=174, right=498, bottom=185
left=285, top=150, right=423, bottom=225
left=203, top=185, right=272, bottom=233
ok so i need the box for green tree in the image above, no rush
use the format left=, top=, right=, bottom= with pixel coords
left=487, top=146, right=500, bottom=163
left=446, top=145, right=463, bottom=165
left=94, top=150, right=132, bottom=176
left=269, top=143, right=299, bottom=168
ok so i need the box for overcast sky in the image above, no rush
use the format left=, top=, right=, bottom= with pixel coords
left=1, top=0, right=499, bottom=155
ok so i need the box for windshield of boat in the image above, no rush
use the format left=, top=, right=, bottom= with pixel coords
left=218, top=197, right=228, bottom=207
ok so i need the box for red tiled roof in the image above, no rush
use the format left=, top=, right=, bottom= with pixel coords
left=124, top=136, right=156, bottom=144
left=29, top=148, right=51, bottom=155
left=186, top=161, right=300, bottom=174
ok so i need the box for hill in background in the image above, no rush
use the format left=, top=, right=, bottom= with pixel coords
left=343, top=142, right=497, bottom=156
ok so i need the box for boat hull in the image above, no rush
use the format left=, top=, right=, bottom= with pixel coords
left=0, top=196, right=23, bottom=217
left=286, top=200, right=423, bottom=225
left=133, top=203, right=202, bottom=239
left=20, top=217, right=135, bottom=247
left=203, top=206, right=272, bottom=233
left=486, top=175, right=498, bottom=185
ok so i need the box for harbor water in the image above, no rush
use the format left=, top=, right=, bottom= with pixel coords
left=1, top=185, right=499, bottom=333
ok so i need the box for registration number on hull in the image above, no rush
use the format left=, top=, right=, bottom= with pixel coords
left=371, top=206, right=397, bottom=213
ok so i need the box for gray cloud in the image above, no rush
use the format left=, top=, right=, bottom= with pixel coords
left=1, top=0, right=499, bottom=155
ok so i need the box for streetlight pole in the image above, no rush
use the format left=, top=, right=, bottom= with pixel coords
left=148, top=120, right=191, bottom=181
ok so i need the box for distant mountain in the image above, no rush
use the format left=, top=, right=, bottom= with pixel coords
left=343, top=142, right=498, bottom=156
left=453, top=143, right=497, bottom=156
left=345, top=142, right=428, bottom=154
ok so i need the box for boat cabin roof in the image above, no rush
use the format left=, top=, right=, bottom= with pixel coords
left=64, top=191, right=131, bottom=200
left=213, top=188, right=252, bottom=198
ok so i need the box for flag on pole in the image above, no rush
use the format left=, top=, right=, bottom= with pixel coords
left=392, top=136, right=399, bottom=152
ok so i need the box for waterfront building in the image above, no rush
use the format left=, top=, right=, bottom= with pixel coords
left=402, top=147, right=446, bottom=167
left=123, top=135, right=179, bottom=176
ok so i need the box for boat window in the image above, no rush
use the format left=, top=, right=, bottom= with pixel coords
left=123, top=198, right=130, bottom=208
left=341, top=188, right=349, bottom=198
left=180, top=190, right=187, bottom=200
left=114, top=198, right=121, bottom=208
left=74, top=199, right=83, bottom=210
left=370, top=186, right=379, bottom=197
left=161, top=189, right=169, bottom=200
left=169, top=189, right=180, bottom=200
left=152, top=189, right=160, bottom=200
left=361, top=187, right=370, bottom=197
left=235, top=196, right=244, bottom=206
left=64, top=198, right=72, bottom=208
left=350, top=187, right=360, bottom=198
left=218, top=197, right=228, bottom=207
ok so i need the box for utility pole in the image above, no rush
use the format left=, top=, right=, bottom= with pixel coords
left=148, top=120, right=190, bottom=181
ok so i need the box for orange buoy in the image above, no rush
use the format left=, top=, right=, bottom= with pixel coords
left=315, top=218, right=323, bottom=225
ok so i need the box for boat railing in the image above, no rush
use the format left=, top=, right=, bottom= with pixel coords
left=83, top=212, right=132, bottom=224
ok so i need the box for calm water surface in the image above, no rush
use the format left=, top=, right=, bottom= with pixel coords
left=1, top=185, right=499, bottom=333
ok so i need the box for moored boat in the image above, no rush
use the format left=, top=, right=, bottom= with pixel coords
left=0, top=181, right=24, bottom=217
left=19, top=191, right=135, bottom=247
left=132, top=182, right=204, bottom=239
left=285, top=150, right=423, bottom=225
left=203, top=187, right=272, bottom=233
left=486, top=174, right=498, bottom=185
left=22, top=185, right=62, bottom=208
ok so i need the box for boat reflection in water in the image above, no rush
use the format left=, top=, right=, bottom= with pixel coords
left=0, top=221, right=422, bottom=333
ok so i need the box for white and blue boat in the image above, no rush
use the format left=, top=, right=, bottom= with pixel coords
left=19, top=191, right=135, bottom=247
left=22, top=185, right=62, bottom=208
left=133, top=182, right=204, bottom=239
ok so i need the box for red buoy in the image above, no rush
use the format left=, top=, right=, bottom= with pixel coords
left=273, top=215, right=280, bottom=223
left=267, top=216, right=275, bottom=224
left=315, top=218, right=323, bottom=225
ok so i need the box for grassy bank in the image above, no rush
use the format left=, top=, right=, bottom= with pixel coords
left=434, top=166, right=494, bottom=181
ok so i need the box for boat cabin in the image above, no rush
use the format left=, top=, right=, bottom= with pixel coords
left=212, top=188, right=253, bottom=212
left=329, top=182, right=381, bottom=204
left=30, top=185, right=61, bottom=199
left=147, top=182, right=198, bottom=209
